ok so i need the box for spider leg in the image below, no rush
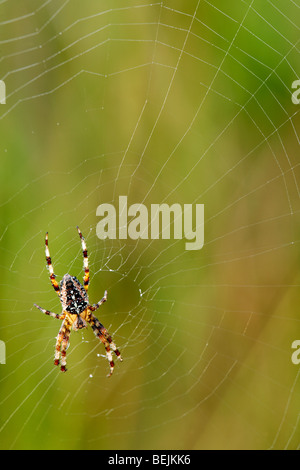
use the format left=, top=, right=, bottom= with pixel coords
left=55, top=319, right=72, bottom=372
left=89, top=290, right=107, bottom=311
left=54, top=328, right=63, bottom=366
left=45, top=232, right=60, bottom=297
left=76, top=226, right=89, bottom=292
left=87, top=312, right=122, bottom=377
left=34, top=303, right=65, bottom=320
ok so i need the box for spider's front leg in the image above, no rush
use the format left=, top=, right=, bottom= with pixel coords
left=45, top=232, right=60, bottom=297
left=77, top=226, right=89, bottom=292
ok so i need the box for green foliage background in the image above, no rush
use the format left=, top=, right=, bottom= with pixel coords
left=0, top=0, right=299, bottom=449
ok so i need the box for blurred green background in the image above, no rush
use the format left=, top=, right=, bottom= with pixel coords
left=0, top=0, right=299, bottom=449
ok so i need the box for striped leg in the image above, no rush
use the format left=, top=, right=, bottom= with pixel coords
left=54, top=328, right=64, bottom=366
left=77, top=226, right=89, bottom=292
left=45, top=232, right=60, bottom=297
left=87, top=313, right=122, bottom=377
left=89, top=290, right=107, bottom=311
left=34, top=303, right=65, bottom=320
left=56, top=320, right=72, bottom=372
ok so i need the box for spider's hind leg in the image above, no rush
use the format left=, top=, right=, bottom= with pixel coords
left=87, top=312, right=122, bottom=377
left=54, top=328, right=63, bottom=367
left=89, top=290, right=108, bottom=312
left=54, top=319, right=72, bottom=372
left=34, top=303, right=65, bottom=320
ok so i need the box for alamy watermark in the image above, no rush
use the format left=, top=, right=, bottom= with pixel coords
left=96, top=196, right=204, bottom=251
left=0, top=80, right=6, bottom=104
left=291, top=80, right=300, bottom=105
left=0, top=340, right=6, bottom=364
left=291, top=340, right=300, bottom=365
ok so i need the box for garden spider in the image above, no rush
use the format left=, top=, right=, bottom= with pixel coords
left=34, top=226, right=122, bottom=376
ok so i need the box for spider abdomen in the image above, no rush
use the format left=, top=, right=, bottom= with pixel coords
left=60, top=274, right=88, bottom=315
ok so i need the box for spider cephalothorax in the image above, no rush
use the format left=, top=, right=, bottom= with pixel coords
left=34, top=227, right=122, bottom=375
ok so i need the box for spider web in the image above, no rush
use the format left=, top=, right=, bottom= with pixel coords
left=0, top=0, right=299, bottom=450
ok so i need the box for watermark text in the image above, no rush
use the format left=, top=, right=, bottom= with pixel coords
left=0, top=80, right=6, bottom=104
left=291, top=80, right=300, bottom=105
left=291, top=340, right=300, bottom=365
left=96, top=196, right=204, bottom=251
left=0, top=340, right=6, bottom=364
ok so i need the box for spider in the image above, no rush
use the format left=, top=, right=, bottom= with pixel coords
left=34, top=226, right=122, bottom=376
